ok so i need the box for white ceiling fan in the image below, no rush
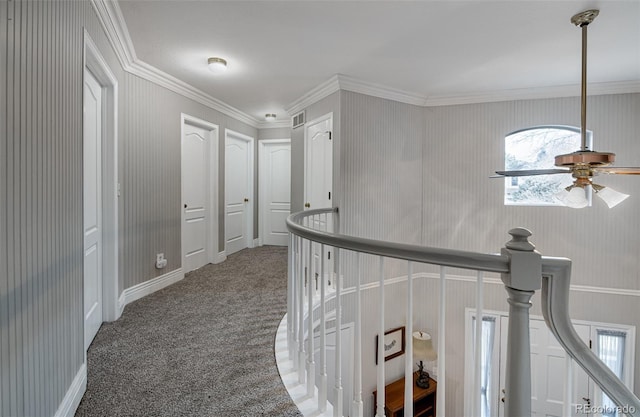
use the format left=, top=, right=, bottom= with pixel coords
left=493, top=10, right=640, bottom=208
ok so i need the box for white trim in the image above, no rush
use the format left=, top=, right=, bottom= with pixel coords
left=54, top=363, right=87, bottom=417
left=285, top=75, right=341, bottom=116
left=256, top=120, right=293, bottom=129
left=275, top=315, right=335, bottom=417
left=285, top=74, right=640, bottom=115
left=337, top=271, right=640, bottom=298
left=338, top=73, right=427, bottom=106
left=423, top=80, right=640, bottom=107
left=215, top=251, right=227, bottom=264
left=258, top=139, right=291, bottom=247
left=224, top=129, right=256, bottom=255
left=84, top=30, right=120, bottom=323
left=118, top=292, right=126, bottom=316
left=122, top=268, right=184, bottom=306
left=253, top=238, right=260, bottom=248
left=181, top=114, right=220, bottom=272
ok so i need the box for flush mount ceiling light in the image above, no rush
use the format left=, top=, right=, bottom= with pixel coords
left=207, top=57, right=227, bottom=73
left=493, top=10, right=640, bottom=208
left=264, top=113, right=276, bottom=122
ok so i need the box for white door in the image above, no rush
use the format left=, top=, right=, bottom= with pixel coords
left=499, top=317, right=591, bottom=417
left=304, top=114, right=332, bottom=211
left=182, top=121, right=216, bottom=273
left=225, top=130, right=254, bottom=256
left=259, top=140, right=291, bottom=246
left=304, top=114, right=333, bottom=283
left=84, top=69, right=103, bottom=350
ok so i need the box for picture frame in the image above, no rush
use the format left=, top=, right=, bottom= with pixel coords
left=375, top=326, right=406, bottom=364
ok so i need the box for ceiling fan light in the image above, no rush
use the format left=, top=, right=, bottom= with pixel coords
left=595, top=186, right=629, bottom=208
left=556, top=186, right=589, bottom=209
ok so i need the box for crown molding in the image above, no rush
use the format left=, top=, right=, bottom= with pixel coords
left=337, top=74, right=428, bottom=106
left=285, top=75, right=341, bottom=116
left=424, top=80, right=640, bottom=107
left=91, top=1, right=639, bottom=125
left=256, top=119, right=293, bottom=129
left=91, top=0, right=261, bottom=128
left=286, top=74, right=640, bottom=114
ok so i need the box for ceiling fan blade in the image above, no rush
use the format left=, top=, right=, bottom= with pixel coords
left=593, top=167, right=640, bottom=175
left=492, top=169, right=571, bottom=178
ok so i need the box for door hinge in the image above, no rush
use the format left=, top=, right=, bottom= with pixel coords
left=328, top=191, right=331, bottom=200
left=589, top=339, right=592, bottom=349
left=328, top=251, right=331, bottom=260
left=328, top=131, right=332, bottom=140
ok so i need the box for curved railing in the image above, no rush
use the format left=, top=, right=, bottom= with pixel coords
left=283, top=207, right=640, bottom=417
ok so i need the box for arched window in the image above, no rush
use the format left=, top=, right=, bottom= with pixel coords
left=504, top=126, right=591, bottom=206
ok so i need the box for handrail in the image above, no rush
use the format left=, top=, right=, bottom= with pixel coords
left=286, top=207, right=640, bottom=417
left=542, top=258, right=640, bottom=417
left=286, top=208, right=510, bottom=274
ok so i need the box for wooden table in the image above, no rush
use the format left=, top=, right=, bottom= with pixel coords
left=372, top=372, right=437, bottom=417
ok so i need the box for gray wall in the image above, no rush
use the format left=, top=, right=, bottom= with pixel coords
left=2, top=2, right=87, bottom=416
left=1, top=1, right=258, bottom=415
left=330, top=91, right=640, bottom=416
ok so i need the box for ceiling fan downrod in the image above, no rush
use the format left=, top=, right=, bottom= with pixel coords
left=555, top=9, right=615, bottom=169
left=572, top=9, right=599, bottom=152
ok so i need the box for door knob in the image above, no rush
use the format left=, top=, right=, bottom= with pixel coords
left=184, top=204, right=187, bottom=208
left=244, top=198, right=249, bottom=202
left=305, top=202, right=310, bottom=208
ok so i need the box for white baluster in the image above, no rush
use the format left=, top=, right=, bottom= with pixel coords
left=352, top=252, right=363, bottom=417
left=319, top=243, right=327, bottom=412
left=404, top=261, right=414, bottom=417
left=292, top=236, right=300, bottom=371
left=298, top=238, right=306, bottom=384
left=437, top=266, right=446, bottom=417
left=375, top=257, right=386, bottom=417
left=288, top=233, right=294, bottom=361
left=307, top=237, right=315, bottom=397
left=474, top=271, right=484, bottom=417
left=333, top=248, right=343, bottom=417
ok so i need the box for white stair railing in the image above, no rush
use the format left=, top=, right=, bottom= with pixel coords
left=284, top=207, right=640, bottom=417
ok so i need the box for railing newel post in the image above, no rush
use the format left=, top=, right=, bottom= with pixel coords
left=501, top=227, right=542, bottom=417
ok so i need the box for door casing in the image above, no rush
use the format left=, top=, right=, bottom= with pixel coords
left=181, top=114, right=220, bottom=270
left=83, top=30, right=119, bottom=327
left=224, top=129, right=255, bottom=255
left=258, top=139, right=291, bottom=246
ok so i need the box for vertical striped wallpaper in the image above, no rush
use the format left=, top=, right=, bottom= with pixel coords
left=334, top=90, right=640, bottom=415
left=2, top=1, right=87, bottom=416
left=2, top=1, right=259, bottom=415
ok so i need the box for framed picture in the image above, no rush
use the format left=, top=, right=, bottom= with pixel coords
left=375, top=326, right=406, bottom=364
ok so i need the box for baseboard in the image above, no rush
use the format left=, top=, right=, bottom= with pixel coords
left=253, top=238, right=260, bottom=247
left=54, top=363, right=87, bottom=417
left=123, top=268, right=184, bottom=306
left=117, top=291, right=126, bottom=316
left=215, top=251, right=227, bottom=264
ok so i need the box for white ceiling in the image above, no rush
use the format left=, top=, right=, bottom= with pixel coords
left=116, top=1, right=640, bottom=125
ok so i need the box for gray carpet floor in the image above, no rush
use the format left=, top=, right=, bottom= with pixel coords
left=75, top=246, right=302, bottom=417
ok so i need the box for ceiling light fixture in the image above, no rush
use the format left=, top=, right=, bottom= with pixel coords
left=207, top=57, right=227, bottom=73
left=264, top=113, right=276, bottom=122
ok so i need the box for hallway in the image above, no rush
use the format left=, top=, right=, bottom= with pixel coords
left=75, top=246, right=301, bottom=417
